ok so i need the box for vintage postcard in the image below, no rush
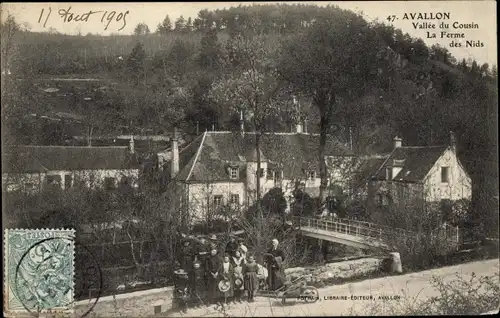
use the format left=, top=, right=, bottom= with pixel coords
left=4, top=229, right=75, bottom=315
left=1, top=1, right=498, bottom=317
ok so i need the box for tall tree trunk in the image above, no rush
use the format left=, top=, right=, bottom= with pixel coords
left=255, top=131, right=262, bottom=218
left=318, top=111, right=329, bottom=206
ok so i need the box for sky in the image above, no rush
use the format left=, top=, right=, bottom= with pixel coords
left=1, top=1, right=497, bottom=65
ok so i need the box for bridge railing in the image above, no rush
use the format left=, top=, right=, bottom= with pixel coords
left=294, top=217, right=400, bottom=242
left=294, top=216, right=474, bottom=249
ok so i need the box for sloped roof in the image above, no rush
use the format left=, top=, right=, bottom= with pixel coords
left=2, top=146, right=140, bottom=173
left=372, top=146, right=448, bottom=182
left=177, top=131, right=354, bottom=182
left=352, top=156, right=389, bottom=186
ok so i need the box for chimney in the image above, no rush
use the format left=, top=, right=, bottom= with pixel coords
left=393, top=136, right=402, bottom=149
left=129, top=136, right=135, bottom=154
left=450, top=131, right=456, bottom=152
left=240, top=110, right=244, bottom=136
left=171, top=127, right=179, bottom=178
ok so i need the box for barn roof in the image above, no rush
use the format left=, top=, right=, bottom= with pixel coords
left=175, top=131, right=354, bottom=183
left=372, top=146, right=449, bottom=182
left=2, top=146, right=140, bottom=173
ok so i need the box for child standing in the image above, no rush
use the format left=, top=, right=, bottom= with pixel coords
left=243, top=255, right=259, bottom=302
left=189, top=261, right=206, bottom=308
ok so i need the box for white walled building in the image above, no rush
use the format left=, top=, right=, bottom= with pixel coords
left=167, top=126, right=354, bottom=223
left=367, top=133, right=472, bottom=222
left=2, top=142, right=140, bottom=193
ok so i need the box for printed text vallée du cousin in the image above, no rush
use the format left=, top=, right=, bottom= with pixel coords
left=386, top=12, right=484, bottom=49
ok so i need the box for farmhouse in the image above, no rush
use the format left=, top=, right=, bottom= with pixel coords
left=365, top=133, right=472, bottom=221
left=2, top=141, right=140, bottom=193
left=167, top=125, right=354, bottom=223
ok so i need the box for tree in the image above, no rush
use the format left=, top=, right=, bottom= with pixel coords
left=156, top=15, right=172, bottom=35
left=210, top=33, right=286, bottom=217
left=134, top=23, right=150, bottom=36
left=185, top=17, right=193, bottom=32
left=277, top=11, right=388, bottom=205
left=0, top=14, right=19, bottom=77
left=174, top=16, right=187, bottom=32
left=198, top=28, right=224, bottom=71
left=127, top=41, right=147, bottom=85
left=165, top=39, right=195, bottom=80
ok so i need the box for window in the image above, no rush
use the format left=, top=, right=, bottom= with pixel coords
left=386, top=168, right=393, bottom=180
left=64, top=174, right=72, bottom=189
left=376, top=194, right=383, bottom=206
left=259, top=168, right=265, bottom=178
left=274, top=170, right=283, bottom=183
left=104, top=177, right=116, bottom=190
left=230, top=194, right=240, bottom=205
left=46, top=175, right=61, bottom=188
left=229, top=167, right=238, bottom=180
left=120, top=176, right=131, bottom=187
left=307, top=170, right=316, bottom=180
left=266, top=169, right=274, bottom=180
left=213, top=195, right=223, bottom=208
left=441, top=167, right=450, bottom=183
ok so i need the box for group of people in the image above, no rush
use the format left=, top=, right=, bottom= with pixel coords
left=173, top=236, right=286, bottom=312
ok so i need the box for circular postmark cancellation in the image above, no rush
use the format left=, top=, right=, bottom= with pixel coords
left=5, top=229, right=103, bottom=317
left=72, top=240, right=104, bottom=317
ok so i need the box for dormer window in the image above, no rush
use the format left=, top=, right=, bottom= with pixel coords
left=307, top=170, right=316, bottom=180
left=393, top=159, right=405, bottom=166
left=266, top=169, right=274, bottom=180
left=229, top=167, right=238, bottom=180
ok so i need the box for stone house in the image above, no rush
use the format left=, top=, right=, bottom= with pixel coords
left=366, top=133, right=472, bottom=222
left=167, top=124, right=354, bottom=223
left=2, top=140, right=140, bottom=193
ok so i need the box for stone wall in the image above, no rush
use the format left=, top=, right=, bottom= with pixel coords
left=74, top=287, right=174, bottom=317
left=285, top=258, right=384, bottom=286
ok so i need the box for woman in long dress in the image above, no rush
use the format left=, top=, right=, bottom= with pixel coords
left=264, top=239, right=285, bottom=291
left=206, top=247, right=222, bottom=306
left=243, top=255, right=259, bottom=302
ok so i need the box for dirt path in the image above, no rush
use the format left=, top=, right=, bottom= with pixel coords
left=164, top=259, right=499, bottom=317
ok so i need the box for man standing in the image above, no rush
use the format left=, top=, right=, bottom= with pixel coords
left=195, top=238, right=210, bottom=269
left=225, top=236, right=238, bottom=258
left=264, top=239, right=285, bottom=291
left=181, top=240, right=194, bottom=271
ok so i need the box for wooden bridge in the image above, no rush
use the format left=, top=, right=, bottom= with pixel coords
left=294, top=217, right=468, bottom=251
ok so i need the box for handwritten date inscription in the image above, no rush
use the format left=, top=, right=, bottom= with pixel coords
left=38, top=7, right=129, bottom=31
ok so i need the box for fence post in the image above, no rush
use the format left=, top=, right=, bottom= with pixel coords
left=308, top=219, right=310, bottom=228
left=379, top=228, right=382, bottom=240
left=456, top=226, right=460, bottom=251
left=325, top=220, right=328, bottom=232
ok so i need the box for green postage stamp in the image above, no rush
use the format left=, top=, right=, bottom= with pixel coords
left=4, top=229, right=75, bottom=315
